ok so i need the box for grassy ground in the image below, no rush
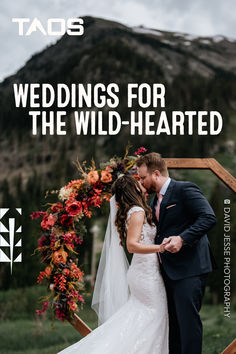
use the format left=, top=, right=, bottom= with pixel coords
left=0, top=286, right=235, bottom=354
left=0, top=304, right=235, bottom=354
left=201, top=304, right=236, bottom=354
left=0, top=301, right=98, bottom=354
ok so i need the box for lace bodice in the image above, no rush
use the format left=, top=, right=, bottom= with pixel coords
left=126, top=206, right=156, bottom=245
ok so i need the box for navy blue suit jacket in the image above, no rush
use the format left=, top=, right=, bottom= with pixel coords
left=150, top=179, right=217, bottom=280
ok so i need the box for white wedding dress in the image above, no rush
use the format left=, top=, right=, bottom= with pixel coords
left=58, top=206, right=169, bottom=354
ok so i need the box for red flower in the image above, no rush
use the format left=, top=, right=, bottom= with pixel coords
left=51, top=202, right=63, bottom=213
left=93, top=187, right=102, bottom=194
left=36, top=301, right=49, bottom=315
left=60, top=214, right=73, bottom=227
left=67, top=300, right=78, bottom=311
left=65, top=201, right=83, bottom=216
left=54, top=274, right=67, bottom=291
left=37, top=271, right=47, bottom=283
left=38, top=235, right=46, bottom=247
left=89, top=194, right=102, bottom=208
left=55, top=307, right=66, bottom=321
left=50, top=232, right=56, bottom=248
left=85, top=210, right=92, bottom=218
left=59, top=275, right=67, bottom=291
left=41, top=214, right=56, bottom=230
left=30, top=211, right=46, bottom=220
left=75, top=236, right=83, bottom=244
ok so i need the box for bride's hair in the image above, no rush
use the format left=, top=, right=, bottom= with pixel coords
left=112, top=175, right=153, bottom=247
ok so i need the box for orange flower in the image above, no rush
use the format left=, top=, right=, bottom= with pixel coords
left=132, top=173, right=141, bottom=182
left=45, top=266, right=52, bottom=278
left=68, top=283, right=75, bottom=291
left=70, top=262, right=84, bottom=281
left=66, top=179, right=83, bottom=190
left=53, top=249, right=68, bottom=265
left=87, top=170, right=99, bottom=184
left=101, top=170, right=112, bottom=183
left=85, top=210, right=92, bottom=218
left=103, top=195, right=111, bottom=202
left=90, top=195, right=102, bottom=208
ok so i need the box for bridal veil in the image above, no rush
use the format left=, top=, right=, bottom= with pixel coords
left=91, top=195, right=130, bottom=325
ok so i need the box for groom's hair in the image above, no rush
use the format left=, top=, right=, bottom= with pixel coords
left=136, top=152, right=168, bottom=176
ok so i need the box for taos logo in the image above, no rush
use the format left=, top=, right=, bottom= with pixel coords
left=12, top=18, right=84, bottom=36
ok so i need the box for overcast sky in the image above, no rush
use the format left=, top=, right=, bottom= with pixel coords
left=1, top=0, right=236, bottom=82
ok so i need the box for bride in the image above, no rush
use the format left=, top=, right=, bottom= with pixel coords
left=58, top=175, right=169, bottom=354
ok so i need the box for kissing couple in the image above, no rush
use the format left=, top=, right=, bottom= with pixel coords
left=58, top=152, right=216, bottom=354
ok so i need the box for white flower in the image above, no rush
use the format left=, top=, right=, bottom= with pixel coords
left=59, top=187, right=73, bottom=201
left=49, top=283, right=54, bottom=291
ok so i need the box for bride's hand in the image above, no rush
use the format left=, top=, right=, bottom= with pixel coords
left=159, top=244, right=165, bottom=253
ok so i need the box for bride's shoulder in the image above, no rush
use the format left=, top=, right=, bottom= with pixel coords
left=127, top=206, right=145, bottom=222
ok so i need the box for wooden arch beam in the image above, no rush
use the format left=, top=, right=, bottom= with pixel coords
left=165, top=158, right=236, bottom=193
left=221, top=339, right=236, bottom=354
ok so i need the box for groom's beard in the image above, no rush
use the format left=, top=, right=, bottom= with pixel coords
left=145, top=182, right=157, bottom=194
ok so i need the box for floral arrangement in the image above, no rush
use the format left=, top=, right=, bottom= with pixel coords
left=31, top=146, right=147, bottom=322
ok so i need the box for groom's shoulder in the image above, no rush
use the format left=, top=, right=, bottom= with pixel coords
left=173, top=180, right=202, bottom=193
left=172, top=179, right=201, bottom=191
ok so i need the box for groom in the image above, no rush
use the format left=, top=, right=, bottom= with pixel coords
left=136, top=152, right=216, bottom=354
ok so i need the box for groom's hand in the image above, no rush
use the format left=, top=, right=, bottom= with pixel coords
left=163, top=236, right=183, bottom=253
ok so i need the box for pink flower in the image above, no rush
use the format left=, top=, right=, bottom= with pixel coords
left=134, top=147, right=147, bottom=156
left=41, top=214, right=56, bottom=230
left=78, top=295, right=85, bottom=303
